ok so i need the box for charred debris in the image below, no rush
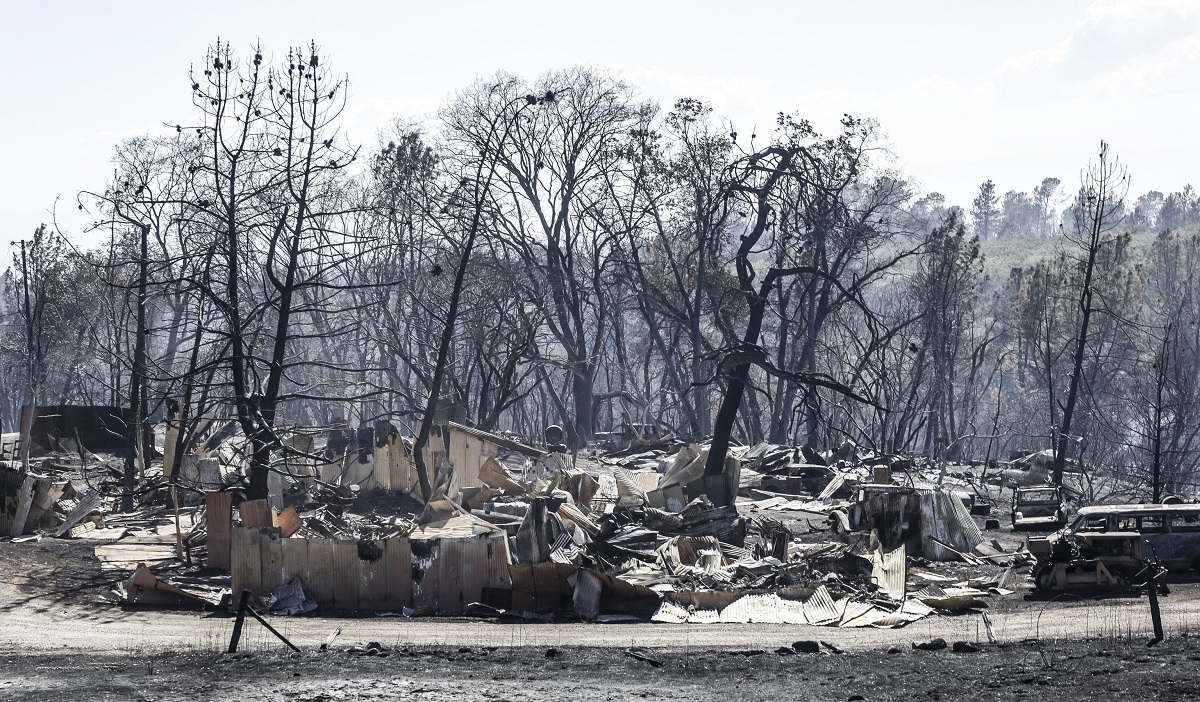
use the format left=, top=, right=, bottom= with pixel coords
left=1, top=406, right=1034, bottom=627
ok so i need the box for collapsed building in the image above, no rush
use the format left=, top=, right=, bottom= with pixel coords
left=1, top=405, right=1028, bottom=627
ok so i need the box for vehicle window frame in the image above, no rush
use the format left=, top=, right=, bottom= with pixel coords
left=1138, top=513, right=1168, bottom=534
left=1169, top=511, right=1200, bottom=533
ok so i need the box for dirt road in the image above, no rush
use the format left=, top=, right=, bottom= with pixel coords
left=5, top=539, right=1200, bottom=700
left=2, top=538, right=1199, bottom=655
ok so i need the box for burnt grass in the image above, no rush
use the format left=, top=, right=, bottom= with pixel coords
left=3, top=636, right=1200, bottom=701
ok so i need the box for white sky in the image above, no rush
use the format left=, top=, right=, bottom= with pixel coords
left=3, top=0, right=1199, bottom=260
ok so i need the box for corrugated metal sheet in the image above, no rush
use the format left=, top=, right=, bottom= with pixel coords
left=869, top=613, right=909, bottom=628
left=204, top=491, right=233, bottom=569
left=478, top=457, right=525, bottom=495
left=229, top=526, right=262, bottom=595
left=383, top=538, right=412, bottom=610
left=305, top=538, right=335, bottom=605
left=259, top=528, right=284, bottom=594
left=865, top=597, right=934, bottom=628
left=509, top=562, right=571, bottom=613
left=910, top=584, right=947, bottom=600
left=571, top=569, right=605, bottom=620
left=838, top=601, right=881, bottom=627
left=673, top=589, right=740, bottom=611
left=359, top=539, right=388, bottom=608
left=870, top=542, right=907, bottom=600
left=613, top=468, right=647, bottom=506
left=556, top=502, right=600, bottom=537
left=230, top=527, right=507, bottom=613
left=803, top=585, right=841, bottom=625
left=280, top=537, right=308, bottom=597
left=689, top=537, right=722, bottom=561
left=687, top=608, right=722, bottom=624
left=662, top=588, right=946, bottom=626
left=331, top=539, right=361, bottom=610
left=901, top=598, right=934, bottom=617
left=921, top=489, right=985, bottom=561
left=373, top=435, right=392, bottom=491
left=777, top=596, right=808, bottom=625
left=818, top=473, right=846, bottom=501
left=446, top=421, right=547, bottom=458
left=651, top=600, right=689, bottom=623
left=720, top=593, right=780, bottom=624
left=569, top=569, right=660, bottom=620
left=697, top=591, right=810, bottom=624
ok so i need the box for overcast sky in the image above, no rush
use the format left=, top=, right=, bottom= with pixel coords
left=3, top=0, right=1198, bottom=257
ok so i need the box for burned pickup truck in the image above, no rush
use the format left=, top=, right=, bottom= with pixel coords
left=1027, top=503, right=1200, bottom=592
left=1011, top=485, right=1067, bottom=531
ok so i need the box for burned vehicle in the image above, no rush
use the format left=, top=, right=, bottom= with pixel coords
left=1027, top=503, right=1200, bottom=591
left=1011, top=484, right=1067, bottom=531
left=1028, top=531, right=1159, bottom=592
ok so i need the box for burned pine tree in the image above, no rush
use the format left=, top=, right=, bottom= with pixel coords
left=1050, top=143, right=1131, bottom=487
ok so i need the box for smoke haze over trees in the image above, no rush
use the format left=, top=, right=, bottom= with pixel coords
left=5, top=42, right=1200, bottom=503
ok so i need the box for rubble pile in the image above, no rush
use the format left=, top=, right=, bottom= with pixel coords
left=2, top=411, right=1036, bottom=630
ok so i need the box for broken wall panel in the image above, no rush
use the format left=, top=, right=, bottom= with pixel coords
left=373, top=424, right=392, bottom=491
left=870, top=542, right=907, bottom=600
left=227, top=528, right=509, bottom=613
left=388, top=430, right=417, bottom=495
left=205, top=491, right=234, bottom=570
left=1, top=469, right=66, bottom=536
left=920, top=489, right=986, bottom=561
left=360, top=539, right=389, bottom=607
left=27, top=479, right=66, bottom=531
left=230, top=526, right=263, bottom=596
left=331, top=540, right=361, bottom=610
left=305, top=538, right=336, bottom=605
left=239, top=499, right=273, bottom=529
left=2, top=471, right=34, bottom=536
left=259, top=528, right=285, bottom=595
left=382, top=538, right=412, bottom=610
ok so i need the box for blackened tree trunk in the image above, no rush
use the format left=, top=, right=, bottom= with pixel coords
left=1052, top=142, right=1127, bottom=486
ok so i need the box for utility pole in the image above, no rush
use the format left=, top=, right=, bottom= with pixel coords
left=18, top=239, right=34, bottom=471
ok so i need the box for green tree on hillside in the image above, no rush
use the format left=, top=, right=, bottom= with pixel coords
left=971, top=180, right=1000, bottom=241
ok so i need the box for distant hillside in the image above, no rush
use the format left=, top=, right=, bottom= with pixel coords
left=976, top=226, right=1200, bottom=284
